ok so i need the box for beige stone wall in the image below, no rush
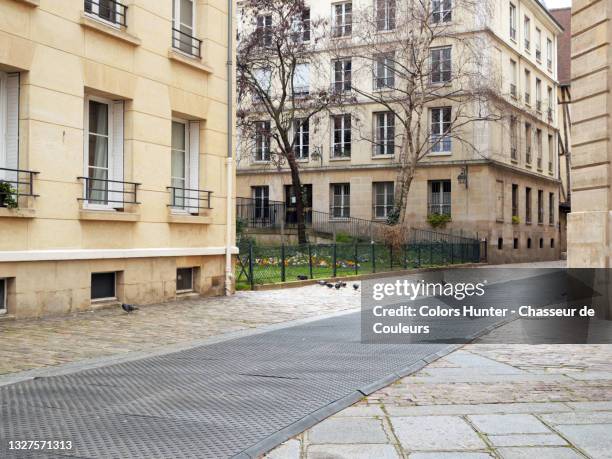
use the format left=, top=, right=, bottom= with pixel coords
left=567, top=0, right=612, bottom=267
left=0, top=0, right=234, bottom=317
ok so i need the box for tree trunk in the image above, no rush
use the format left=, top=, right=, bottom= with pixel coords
left=287, top=155, right=307, bottom=244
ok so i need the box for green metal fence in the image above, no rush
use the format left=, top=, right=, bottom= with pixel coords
left=235, top=239, right=481, bottom=289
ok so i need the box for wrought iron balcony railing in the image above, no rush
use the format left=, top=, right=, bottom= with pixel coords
left=526, top=146, right=532, bottom=164
left=172, top=28, right=202, bottom=59
left=510, top=147, right=518, bottom=161
left=84, top=0, right=127, bottom=27
left=536, top=49, right=542, bottom=61
left=0, top=167, right=39, bottom=207
left=167, top=186, right=213, bottom=213
left=428, top=204, right=451, bottom=217
left=78, top=177, right=140, bottom=206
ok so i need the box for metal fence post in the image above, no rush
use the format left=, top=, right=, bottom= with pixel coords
left=371, top=243, right=376, bottom=273
left=281, top=244, right=286, bottom=282
left=248, top=241, right=255, bottom=290
left=308, top=244, right=313, bottom=279
left=332, top=243, right=337, bottom=278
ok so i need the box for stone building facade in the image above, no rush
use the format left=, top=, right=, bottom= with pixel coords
left=236, top=0, right=564, bottom=264
left=0, top=0, right=235, bottom=318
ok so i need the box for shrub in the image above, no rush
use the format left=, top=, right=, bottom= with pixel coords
left=512, top=215, right=521, bottom=225
left=427, top=213, right=451, bottom=228
left=0, top=182, right=17, bottom=209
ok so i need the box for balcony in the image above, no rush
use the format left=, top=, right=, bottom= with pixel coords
left=0, top=167, right=39, bottom=215
left=168, top=186, right=213, bottom=216
left=84, top=0, right=127, bottom=27
left=172, top=28, right=202, bottom=59
left=428, top=203, right=451, bottom=217
left=78, top=177, right=140, bottom=207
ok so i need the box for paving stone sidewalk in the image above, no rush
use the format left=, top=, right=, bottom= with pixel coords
left=0, top=286, right=360, bottom=375
left=268, top=343, right=612, bottom=459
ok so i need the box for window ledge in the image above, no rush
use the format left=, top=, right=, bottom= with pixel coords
left=79, top=209, right=140, bottom=222
left=0, top=207, right=36, bottom=218
left=428, top=152, right=452, bottom=157
left=80, top=13, right=141, bottom=46
left=168, top=49, right=213, bottom=73
left=329, top=157, right=351, bottom=161
left=168, top=214, right=212, bottom=225
left=372, top=154, right=394, bottom=160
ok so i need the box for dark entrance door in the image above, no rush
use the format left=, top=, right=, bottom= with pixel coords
left=284, top=184, right=312, bottom=227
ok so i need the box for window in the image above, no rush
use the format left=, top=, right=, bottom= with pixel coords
left=509, top=3, right=517, bottom=41
left=331, top=183, right=350, bottom=218
left=535, top=78, right=542, bottom=111
left=547, top=86, right=554, bottom=121
left=293, top=63, right=310, bottom=96
left=374, top=53, right=395, bottom=90
left=527, top=237, right=532, bottom=249
left=549, top=192, right=555, bottom=225
left=373, top=182, right=394, bottom=219
left=333, top=58, right=352, bottom=93
left=431, top=46, right=452, bottom=83
left=84, top=96, right=124, bottom=208
left=332, top=2, right=352, bottom=37
left=524, top=16, right=531, bottom=51
left=176, top=268, right=194, bottom=293
left=524, top=69, right=531, bottom=104
left=514, top=238, right=519, bottom=249
left=428, top=180, right=451, bottom=216
left=432, top=0, right=452, bottom=23
left=85, top=0, right=125, bottom=27
left=376, top=0, right=396, bottom=31
left=525, top=123, right=532, bottom=164
left=91, top=272, right=116, bottom=300
left=538, top=189, right=544, bottom=224
left=0, top=72, right=19, bottom=185
left=535, top=28, right=542, bottom=61
left=292, top=8, right=310, bottom=42
left=498, top=238, right=503, bottom=250
left=540, top=238, right=543, bottom=249
left=510, top=60, right=517, bottom=97
left=252, top=186, right=269, bottom=220
left=512, top=184, right=518, bottom=218
left=547, top=38, right=553, bottom=70
left=173, top=0, right=199, bottom=56
left=536, top=129, right=543, bottom=169
left=551, top=238, right=555, bottom=248
left=254, top=121, right=271, bottom=162
left=0, top=278, right=6, bottom=314
left=496, top=180, right=504, bottom=221
left=170, top=119, right=200, bottom=212
left=525, top=187, right=532, bottom=223
left=332, top=114, right=351, bottom=158
left=510, top=116, right=518, bottom=160
left=374, top=112, right=395, bottom=156
left=548, top=134, right=554, bottom=173
left=257, top=14, right=273, bottom=47
left=293, top=119, right=309, bottom=160
left=254, top=68, right=271, bottom=99
left=430, top=107, right=452, bottom=154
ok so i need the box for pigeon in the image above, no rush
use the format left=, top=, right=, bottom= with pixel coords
left=341, top=282, right=347, bottom=288
left=297, top=275, right=308, bottom=281
left=326, top=283, right=334, bottom=288
left=353, top=283, right=359, bottom=290
left=334, top=282, right=342, bottom=290
left=121, top=303, right=138, bottom=313
left=317, top=280, right=327, bottom=286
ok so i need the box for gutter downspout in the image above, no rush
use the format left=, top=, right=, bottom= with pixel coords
left=224, top=0, right=234, bottom=295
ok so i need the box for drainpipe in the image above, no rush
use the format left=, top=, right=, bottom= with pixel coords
left=224, top=0, right=234, bottom=295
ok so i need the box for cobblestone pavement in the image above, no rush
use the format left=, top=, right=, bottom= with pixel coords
left=268, top=342, right=612, bottom=459
left=0, top=286, right=360, bottom=375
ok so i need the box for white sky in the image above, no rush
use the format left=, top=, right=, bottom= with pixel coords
left=544, top=0, right=572, bottom=8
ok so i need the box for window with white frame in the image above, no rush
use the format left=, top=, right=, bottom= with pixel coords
left=430, top=46, right=451, bottom=83
left=170, top=119, right=200, bottom=212
left=524, top=16, right=531, bottom=51
left=257, top=14, right=273, bottom=47
left=332, top=2, right=352, bottom=37
left=376, top=0, right=396, bottom=31
left=374, top=112, right=395, bottom=156
left=253, top=67, right=271, bottom=101
left=173, top=0, right=197, bottom=54
left=430, top=107, right=451, bottom=154
left=432, top=0, right=452, bottom=23
left=509, top=3, right=516, bottom=41
left=252, top=185, right=269, bottom=220
left=374, top=53, right=395, bottom=90
left=0, top=72, right=19, bottom=185
left=333, top=58, right=352, bottom=93
left=292, top=8, right=311, bottom=42
left=546, top=38, right=553, bottom=70
left=547, top=86, right=554, bottom=120
left=510, top=115, right=518, bottom=161
left=331, top=183, right=350, bottom=218
left=428, top=180, right=451, bottom=216
left=85, top=0, right=121, bottom=26
left=293, top=119, right=309, bottom=160
left=509, top=60, right=517, bottom=97
left=84, top=96, right=124, bottom=208
left=548, top=133, right=554, bottom=173
left=373, top=182, right=394, bottom=219
left=254, top=121, right=271, bottom=162
left=535, top=28, right=542, bottom=60
left=293, top=63, right=310, bottom=96
left=0, top=278, right=6, bottom=314
left=332, top=114, right=351, bottom=158
left=535, top=78, right=542, bottom=111
left=524, top=69, right=531, bottom=104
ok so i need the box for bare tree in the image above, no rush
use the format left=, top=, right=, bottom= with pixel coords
left=328, top=0, right=499, bottom=225
left=237, top=0, right=332, bottom=243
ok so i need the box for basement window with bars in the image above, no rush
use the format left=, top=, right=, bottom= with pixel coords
left=91, top=272, right=116, bottom=301
left=176, top=268, right=194, bottom=293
